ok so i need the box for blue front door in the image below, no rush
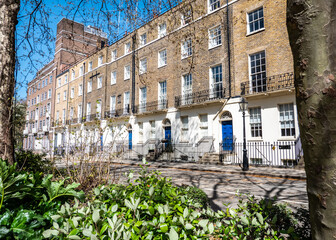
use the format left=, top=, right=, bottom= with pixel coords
left=222, top=120, right=233, bottom=151
left=128, top=131, right=132, bottom=150
left=165, top=127, right=171, bottom=147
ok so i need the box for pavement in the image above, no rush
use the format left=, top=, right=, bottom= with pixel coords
left=109, top=158, right=307, bottom=181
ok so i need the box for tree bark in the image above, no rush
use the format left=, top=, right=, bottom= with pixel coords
left=0, top=0, right=20, bottom=164
left=287, top=0, right=336, bottom=239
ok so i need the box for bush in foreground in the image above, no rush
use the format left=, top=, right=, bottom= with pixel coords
left=0, top=160, right=84, bottom=239
left=43, top=164, right=310, bottom=240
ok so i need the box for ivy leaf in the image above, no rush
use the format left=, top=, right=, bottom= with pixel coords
left=240, top=216, right=249, bottom=226
left=185, top=223, right=193, bottom=230
left=169, top=227, right=178, bottom=240
left=183, top=207, right=189, bottom=218
left=42, top=229, right=59, bottom=238
left=111, top=204, right=118, bottom=213
left=256, top=212, right=263, bottom=225
left=208, top=223, right=214, bottom=234
left=92, top=209, right=100, bottom=223
left=160, top=223, right=168, bottom=233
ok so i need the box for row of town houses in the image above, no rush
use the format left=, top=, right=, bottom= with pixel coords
left=23, top=0, right=302, bottom=166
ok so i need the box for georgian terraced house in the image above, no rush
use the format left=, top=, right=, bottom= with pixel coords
left=23, top=0, right=302, bottom=166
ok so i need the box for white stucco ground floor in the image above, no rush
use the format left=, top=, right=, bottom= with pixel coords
left=51, top=94, right=302, bottom=166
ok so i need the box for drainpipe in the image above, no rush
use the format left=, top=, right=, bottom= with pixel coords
left=81, top=62, right=85, bottom=121
left=226, top=0, right=232, bottom=97
left=131, top=34, right=136, bottom=114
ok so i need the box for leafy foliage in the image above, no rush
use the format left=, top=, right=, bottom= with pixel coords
left=43, top=163, right=311, bottom=240
left=0, top=160, right=84, bottom=239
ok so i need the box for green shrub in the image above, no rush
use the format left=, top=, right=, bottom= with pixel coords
left=179, top=185, right=209, bottom=209
left=43, top=163, right=310, bottom=240
left=15, top=150, right=53, bottom=174
left=0, top=160, right=84, bottom=239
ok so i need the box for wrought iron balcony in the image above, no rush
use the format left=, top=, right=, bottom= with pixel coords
left=240, top=72, right=294, bottom=96
left=104, top=105, right=131, bottom=119
left=133, top=99, right=168, bottom=114
left=175, top=87, right=226, bottom=108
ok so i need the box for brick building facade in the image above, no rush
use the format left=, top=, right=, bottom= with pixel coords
left=25, top=0, right=301, bottom=166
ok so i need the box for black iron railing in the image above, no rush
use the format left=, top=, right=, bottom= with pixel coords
left=240, top=72, right=294, bottom=96
left=104, top=105, right=130, bottom=119
left=134, top=99, right=168, bottom=114
left=175, top=87, right=226, bottom=108
left=219, top=141, right=300, bottom=167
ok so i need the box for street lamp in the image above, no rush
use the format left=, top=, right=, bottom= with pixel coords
left=239, top=98, right=249, bottom=171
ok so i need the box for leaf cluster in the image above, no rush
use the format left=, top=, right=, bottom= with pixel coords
left=0, top=159, right=84, bottom=239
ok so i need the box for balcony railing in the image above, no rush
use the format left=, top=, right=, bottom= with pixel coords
left=240, top=72, right=294, bottom=96
left=175, top=87, right=226, bottom=108
left=134, top=99, right=168, bottom=114
left=104, top=106, right=130, bottom=119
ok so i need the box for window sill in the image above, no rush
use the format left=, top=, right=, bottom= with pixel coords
left=181, top=55, right=192, bottom=60
left=124, top=78, right=130, bottom=81
left=247, top=138, right=263, bottom=142
left=246, top=28, right=265, bottom=37
left=111, top=83, right=116, bottom=86
left=277, top=137, right=296, bottom=141
left=208, top=44, right=222, bottom=50
left=158, top=64, right=167, bottom=69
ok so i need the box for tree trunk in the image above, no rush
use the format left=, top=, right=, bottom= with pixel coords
left=287, top=0, right=336, bottom=239
left=0, top=1, right=20, bottom=164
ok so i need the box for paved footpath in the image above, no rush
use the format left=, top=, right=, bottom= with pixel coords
left=110, top=159, right=308, bottom=211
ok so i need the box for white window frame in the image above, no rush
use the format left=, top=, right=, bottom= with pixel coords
left=110, top=96, right=116, bottom=114
left=249, top=107, right=262, bottom=138
left=124, top=65, right=130, bottom=80
left=210, top=64, right=223, bottom=98
left=125, top=42, right=131, bottom=54
left=48, top=89, right=52, bottom=99
left=279, top=103, right=295, bottom=137
left=58, top=78, right=61, bottom=87
left=139, top=87, right=147, bottom=113
left=158, top=81, right=167, bottom=109
left=71, top=71, right=75, bottom=81
left=181, top=9, right=192, bottom=26
left=79, top=84, right=83, bottom=96
left=208, top=25, right=222, bottom=49
left=247, top=7, right=265, bottom=35
left=158, top=22, right=167, bottom=38
left=111, top=71, right=117, bottom=85
left=111, top=49, right=117, bottom=61
left=150, top=120, right=155, bottom=138
left=140, top=33, right=147, bottom=46
left=124, top=91, right=130, bottom=114
left=57, top=93, right=60, bottom=103
left=182, top=73, right=192, bottom=105
left=79, top=65, right=84, bottom=76
left=63, top=90, right=67, bottom=101
left=158, top=49, right=167, bottom=68
left=87, top=102, right=91, bottom=120
left=98, top=55, right=103, bottom=66
left=181, top=39, right=192, bottom=59
left=139, top=58, right=147, bottom=74
left=87, top=80, right=92, bottom=93
left=88, top=61, right=93, bottom=72
left=249, top=51, right=267, bottom=93
left=70, top=87, right=75, bottom=99
left=208, top=0, right=220, bottom=12
left=181, top=116, right=189, bottom=142
left=97, top=76, right=103, bottom=89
